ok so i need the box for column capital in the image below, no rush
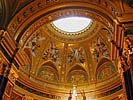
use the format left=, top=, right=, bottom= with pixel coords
left=8, top=68, right=19, bottom=84
left=119, top=56, right=129, bottom=72
left=119, top=36, right=133, bottom=72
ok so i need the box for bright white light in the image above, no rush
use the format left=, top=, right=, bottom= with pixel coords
left=53, top=17, right=91, bottom=32
left=72, top=85, right=77, bottom=100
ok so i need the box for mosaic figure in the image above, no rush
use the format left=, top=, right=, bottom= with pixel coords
left=100, top=67, right=113, bottom=79
left=91, top=37, right=110, bottom=62
left=40, top=68, right=56, bottom=81
left=71, top=74, right=85, bottom=83
left=98, top=63, right=116, bottom=80
left=68, top=72, right=88, bottom=84
left=25, top=33, right=46, bottom=56
left=42, top=42, right=61, bottom=67
left=68, top=47, right=85, bottom=64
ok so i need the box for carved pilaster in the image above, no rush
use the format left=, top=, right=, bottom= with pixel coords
left=0, top=62, right=10, bottom=100
left=114, top=23, right=133, bottom=100
left=118, top=59, right=128, bottom=99
left=0, top=62, right=10, bottom=86
left=123, top=36, right=133, bottom=83
left=2, top=68, right=19, bottom=100
left=0, top=62, right=9, bottom=77
left=0, top=29, right=20, bottom=100
left=118, top=36, right=133, bottom=100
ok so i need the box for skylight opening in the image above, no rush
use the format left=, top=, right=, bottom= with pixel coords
left=53, top=17, right=91, bottom=33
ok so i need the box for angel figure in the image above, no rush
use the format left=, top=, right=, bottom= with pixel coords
left=24, top=34, right=46, bottom=56
left=42, top=42, right=60, bottom=67
left=68, top=47, right=85, bottom=64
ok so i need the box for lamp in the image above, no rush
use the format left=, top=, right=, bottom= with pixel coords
left=72, top=85, right=77, bottom=100
left=68, top=85, right=86, bottom=100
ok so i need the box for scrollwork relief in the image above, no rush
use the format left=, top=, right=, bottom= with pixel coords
left=67, top=71, right=88, bottom=84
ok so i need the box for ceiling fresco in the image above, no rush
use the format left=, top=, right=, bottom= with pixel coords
left=67, top=46, right=85, bottom=64
left=19, top=18, right=117, bottom=88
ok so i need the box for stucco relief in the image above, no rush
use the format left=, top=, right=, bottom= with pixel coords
left=67, top=71, right=88, bottom=84
left=24, top=33, right=46, bottom=57
left=68, top=47, right=85, bottom=64
left=7, top=0, right=116, bottom=39
left=42, top=41, right=61, bottom=67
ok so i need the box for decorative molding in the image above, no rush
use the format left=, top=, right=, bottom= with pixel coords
left=15, top=80, right=123, bottom=99
left=19, top=8, right=111, bottom=46
left=15, top=81, right=61, bottom=99
left=8, top=68, right=19, bottom=84
left=92, top=85, right=123, bottom=99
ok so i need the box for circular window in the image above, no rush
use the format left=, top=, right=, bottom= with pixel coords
left=52, top=17, right=91, bottom=33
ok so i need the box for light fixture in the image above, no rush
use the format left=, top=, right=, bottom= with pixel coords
left=72, top=85, right=77, bottom=100
left=68, top=85, right=88, bottom=100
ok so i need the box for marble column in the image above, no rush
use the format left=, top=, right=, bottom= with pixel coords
left=0, top=62, right=10, bottom=100
left=119, top=46, right=133, bottom=100
left=0, top=30, right=19, bottom=100
left=2, top=68, right=19, bottom=100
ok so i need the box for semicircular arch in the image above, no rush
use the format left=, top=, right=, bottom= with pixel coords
left=6, top=0, right=117, bottom=46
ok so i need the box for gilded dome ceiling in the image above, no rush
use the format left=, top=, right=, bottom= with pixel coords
left=2, top=0, right=131, bottom=99
left=18, top=15, right=118, bottom=91
left=3, top=0, right=121, bottom=96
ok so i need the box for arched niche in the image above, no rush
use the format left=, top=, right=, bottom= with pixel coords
left=96, top=58, right=117, bottom=81
left=66, top=64, right=88, bottom=84
left=37, top=61, right=59, bottom=82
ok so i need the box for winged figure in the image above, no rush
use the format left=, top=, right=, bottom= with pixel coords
left=24, top=34, right=46, bottom=56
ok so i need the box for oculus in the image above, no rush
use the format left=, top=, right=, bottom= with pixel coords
left=53, top=17, right=91, bottom=33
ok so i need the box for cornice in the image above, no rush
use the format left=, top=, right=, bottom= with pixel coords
left=14, top=73, right=122, bottom=100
